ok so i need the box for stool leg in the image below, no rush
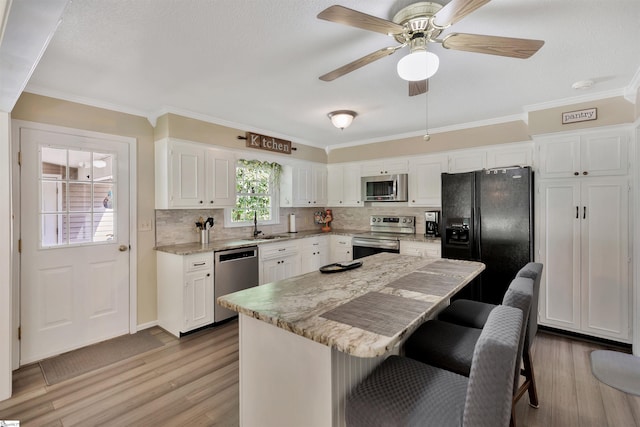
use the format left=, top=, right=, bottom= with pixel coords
left=523, top=347, right=539, bottom=408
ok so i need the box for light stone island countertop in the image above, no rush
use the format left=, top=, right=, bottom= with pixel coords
left=217, top=252, right=484, bottom=358
left=154, top=229, right=440, bottom=255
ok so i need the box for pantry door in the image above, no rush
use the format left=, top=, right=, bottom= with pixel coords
left=20, top=127, right=131, bottom=364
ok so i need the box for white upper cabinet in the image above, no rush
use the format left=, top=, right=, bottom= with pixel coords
left=408, top=155, right=447, bottom=207
left=486, top=143, right=533, bottom=169
left=536, top=129, right=629, bottom=178
left=360, top=159, right=408, bottom=176
left=327, top=163, right=362, bottom=207
left=313, top=164, right=328, bottom=206
left=447, top=149, right=487, bottom=173
left=281, top=162, right=329, bottom=207
left=205, top=149, right=236, bottom=207
left=155, top=139, right=236, bottom=209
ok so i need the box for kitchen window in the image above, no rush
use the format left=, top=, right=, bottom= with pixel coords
left=225, top=159, right=281, bottom=227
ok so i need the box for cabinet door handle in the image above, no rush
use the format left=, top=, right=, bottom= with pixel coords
left=574, top=172, right=579, bottom=176
left=576, top=206, right=579, bottom=219
left=583, top=171, right=589, bottom=176
left=583, top=206, right=586, bottom=219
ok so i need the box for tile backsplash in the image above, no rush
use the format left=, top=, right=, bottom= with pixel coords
left=155, top=205, right=438, bottom=246
left=329, top=206, right=435, bottom=236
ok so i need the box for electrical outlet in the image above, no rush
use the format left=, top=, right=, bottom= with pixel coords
left=139, top=218, right=153, bottom=232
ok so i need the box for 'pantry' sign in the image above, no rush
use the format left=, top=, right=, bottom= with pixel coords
left=562, top=108, right=597, bottom=124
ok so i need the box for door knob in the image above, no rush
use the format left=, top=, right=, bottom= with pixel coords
left=119, top=245, right=128, bottom=252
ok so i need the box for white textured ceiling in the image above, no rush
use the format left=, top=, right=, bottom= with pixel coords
left=17, top=0, right=640, bottom=149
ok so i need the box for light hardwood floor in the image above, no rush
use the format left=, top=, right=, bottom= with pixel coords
left=1, top=320, right=639, bottom=426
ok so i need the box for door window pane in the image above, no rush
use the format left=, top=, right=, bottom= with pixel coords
left=39, top=145, right=117, bottom=247
left=41, top=214, right=64, bottom=247
left=67, top=182, right=92, bottom=212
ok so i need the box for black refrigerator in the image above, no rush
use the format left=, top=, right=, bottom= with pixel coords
left=441, top=166, right=533, bottom=304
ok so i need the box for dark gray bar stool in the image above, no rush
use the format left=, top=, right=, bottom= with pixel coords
left=403, top=276, right=533, bottom=427
left=345, top=305, right=523, bottom=427
left=438, top=262, right=543, bottom=408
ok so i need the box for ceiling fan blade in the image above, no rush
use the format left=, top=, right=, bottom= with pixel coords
left=433, top=0, right=491, bottom=27
left=317, top=5, right=404, bottom=36
left=409, top=80, right=428, bottom=97
left=442, top=33, right=544, bottom=59
left=319, top=46, right=401, bottom=81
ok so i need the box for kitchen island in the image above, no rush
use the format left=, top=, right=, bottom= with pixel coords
left=218, top=253, right=484, bottom=427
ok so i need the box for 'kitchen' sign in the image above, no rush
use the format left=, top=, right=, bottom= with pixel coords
left=245, top=132, right=292, bottom=155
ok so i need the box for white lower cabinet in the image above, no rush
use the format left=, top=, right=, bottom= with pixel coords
left=537, top=177, right=630, bottom=342
left=259, top=241, right=300, bottom=285
left=400, top=240, right=441, bottom=258
left=157, top=251, right=214, bottom=337
left=300, top=236, right=330, bottom=274
left=330, top=235, right=353, bottom=263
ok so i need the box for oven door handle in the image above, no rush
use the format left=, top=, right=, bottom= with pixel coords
left=352, top=238, right=400, bottom=250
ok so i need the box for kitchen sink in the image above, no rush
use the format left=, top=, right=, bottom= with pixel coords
left=257, top=235, right=288, bottom=240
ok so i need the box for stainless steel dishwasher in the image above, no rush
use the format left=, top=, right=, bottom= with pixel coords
left=214, top=246, right=259, bottom=322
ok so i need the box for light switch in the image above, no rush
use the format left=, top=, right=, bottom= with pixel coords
left=139, top=218, right=153, bottom=232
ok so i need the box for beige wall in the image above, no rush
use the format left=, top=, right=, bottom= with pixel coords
left=12, top=93, right=158, bottom=326
left=528, top=96, right=634, bottom=135
left=162, top=113, right=327, bottom=164
left=328, top=96, right=636, bottom=163
left=328, top=120, right=531, bottom=163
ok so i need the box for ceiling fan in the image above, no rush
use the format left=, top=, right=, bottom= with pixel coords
left=317, top=0, right=545, bottom=96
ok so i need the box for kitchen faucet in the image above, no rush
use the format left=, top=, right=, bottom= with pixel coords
left=253, top=211, right=262, bottom=237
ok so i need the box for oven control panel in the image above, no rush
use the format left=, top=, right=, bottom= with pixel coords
left=369, top=216, right=416, bottom=234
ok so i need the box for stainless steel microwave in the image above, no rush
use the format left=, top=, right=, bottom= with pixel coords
left=361, top=174, right=408, bottom=202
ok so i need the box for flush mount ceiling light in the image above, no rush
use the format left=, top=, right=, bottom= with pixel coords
left=328, top=110, right=357, bottom=130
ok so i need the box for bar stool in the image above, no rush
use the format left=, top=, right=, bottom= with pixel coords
left=403, top=276, right=533, bottom=427
left=438, top=262, right=543, bottom=408
left=345, top=305, right=523, bottom=427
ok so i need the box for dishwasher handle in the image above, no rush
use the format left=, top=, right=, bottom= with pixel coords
left=216, top=246, right=258, bottom=263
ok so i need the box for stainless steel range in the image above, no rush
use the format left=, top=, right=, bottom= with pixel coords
left=352, top=215, right=416, bottom=259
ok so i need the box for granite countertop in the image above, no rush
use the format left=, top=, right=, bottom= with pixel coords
left=217, top=253, right=484, bottom=357
left=155, top=229, right=441, bottom=255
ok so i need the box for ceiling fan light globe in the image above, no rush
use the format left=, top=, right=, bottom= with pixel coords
left=397, top=50, right=439, bottom=81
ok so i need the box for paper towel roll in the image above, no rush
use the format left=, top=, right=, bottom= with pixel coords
left=289, top=213, right=297, bottom=233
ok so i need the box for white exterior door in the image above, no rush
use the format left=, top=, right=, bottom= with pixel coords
left=20, top=127, right=131, bottom=364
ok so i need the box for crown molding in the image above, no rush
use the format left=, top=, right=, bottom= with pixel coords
left=624, top=66, right=640, bottom=104
left=523, top=88, right=627, bottom=113
left=325, top=113, right=527, bottom=152
left=149, top=106, right=323, bottom=149
left=24, top=86, right=154, bottom=121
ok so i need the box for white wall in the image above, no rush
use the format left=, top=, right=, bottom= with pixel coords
left=635, top=121, right=640, bottom=356
left=0, top=111, right=12, bottom=400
